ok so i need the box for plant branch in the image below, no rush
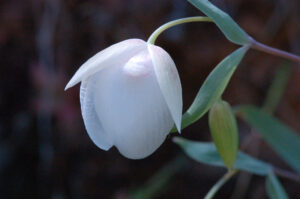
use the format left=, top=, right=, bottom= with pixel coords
left=204, top=170, right=238, bottom=199
left=250, top=39, right=300, bottom=64
left=147, top=16, right=212, bottom=44
left=273, top=167, right=300, bottom=183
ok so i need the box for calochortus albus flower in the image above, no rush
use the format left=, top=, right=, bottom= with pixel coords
left=65, top=39, right=182, bottom=159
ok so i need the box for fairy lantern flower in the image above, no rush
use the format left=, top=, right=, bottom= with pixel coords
left=65, top=39, right=182, bottom=159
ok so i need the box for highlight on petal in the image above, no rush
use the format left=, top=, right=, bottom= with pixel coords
left=147, top=44, right=183, bottom=132
left=80, top=77, right=113, bottom=150
left=65, top=39, right=147, bottom=90
left=92, top=50, right=174, bottom=159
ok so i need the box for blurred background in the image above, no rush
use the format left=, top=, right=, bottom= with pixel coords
left=0, top=0, right=300, bottom=198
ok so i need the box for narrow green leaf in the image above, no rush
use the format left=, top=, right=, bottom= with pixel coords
left=188, top=0, right=250, bottom=45
left=172, top=46, right=248, bottom=132
left=130, top=156, right=186, bottom=199
left=263, top=62, right=291, bottom=114
left=237, top=105, right=300, bottom=173
left=266, top=172, right=289, bottom=199
left=173, top=137, right=272, bottom=175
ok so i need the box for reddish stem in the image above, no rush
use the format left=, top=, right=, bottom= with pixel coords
left=250, top=39, right=300, bottom=64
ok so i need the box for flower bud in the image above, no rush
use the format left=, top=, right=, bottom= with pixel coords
left=65, top=39, right=182, bottom=159
left=208, top=100, right=238, bottom=169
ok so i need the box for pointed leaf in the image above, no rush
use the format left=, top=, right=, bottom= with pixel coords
left=173, top=137, right=272, bottom=175
left=173, top=46, right=248, bottom=132
left=266, top=172, right=289, bottom=199
left=237, top=105, right=300, bottom=173
left=263, top=63, right=291, bottom=114
left=188, top=0, right=250, bottom=45
left=130, top=156, right=186, bottom=199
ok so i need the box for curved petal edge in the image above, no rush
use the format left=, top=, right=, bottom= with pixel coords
left=148, top=44, right=183, bottom=132
left=65, top=39, right=147, bottom=90
left=80, top=77, right=113, bottom=150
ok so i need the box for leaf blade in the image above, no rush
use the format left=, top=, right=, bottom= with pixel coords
left=188, top=0, right=250, bottom=45
left=173, top=46, right=248, bottom=132
left=130, top=156, right=186, bottom=199
left=173, top=137, right=272, bottom=175
left=266, top=172, right=289, bottom=199
left=237, top=105, right=300, bottom=173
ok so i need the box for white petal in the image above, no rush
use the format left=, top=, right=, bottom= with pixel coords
left=80, top=76, right=113, bottom=150
left=65, top=39, right=147, bottom=90
left=92, top=50, right=174, bottom=159
left=147, top=44, right=183, bottom=132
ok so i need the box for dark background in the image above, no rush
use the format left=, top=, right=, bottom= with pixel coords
left=0, top=0, right=300, bottom=198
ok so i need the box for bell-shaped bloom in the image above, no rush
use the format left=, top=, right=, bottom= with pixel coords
left=65, top=39, right=182, bottom=159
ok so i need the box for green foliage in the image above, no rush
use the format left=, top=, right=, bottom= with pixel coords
left=164, top=2, right=297, bottom=198
left=130, top=156, right=186, bottom=199
left=266, top=172, right=289, bottom=199
left=172, top=46, right=248, bottom=132
left=173, top=137, right=272, bottom=175
left=209, top=100, right=238, bottom=169
left=236, top=105, right=300, bottom=173
left=263, top=63, right=291, bottom=114
left=187, top=0, right=250, bottom=45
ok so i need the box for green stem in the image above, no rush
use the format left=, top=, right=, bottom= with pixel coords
left=204, top=170, right=238, bottom=199
left=147, top=16, right=212, bottom=44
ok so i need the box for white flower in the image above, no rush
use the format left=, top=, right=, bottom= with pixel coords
left=65, top=39, right=182, bottom=159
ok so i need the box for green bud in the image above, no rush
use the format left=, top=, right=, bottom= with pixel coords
left=209, top=100, right=238, bottom=169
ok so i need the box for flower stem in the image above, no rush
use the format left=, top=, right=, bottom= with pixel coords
left=204, top=169, right=238, bottom=199
left=250, top=39, right=300, bottom=64
left=147, top=16, right=212, bottom=44
left=274, top=167, right=300, bottom=183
